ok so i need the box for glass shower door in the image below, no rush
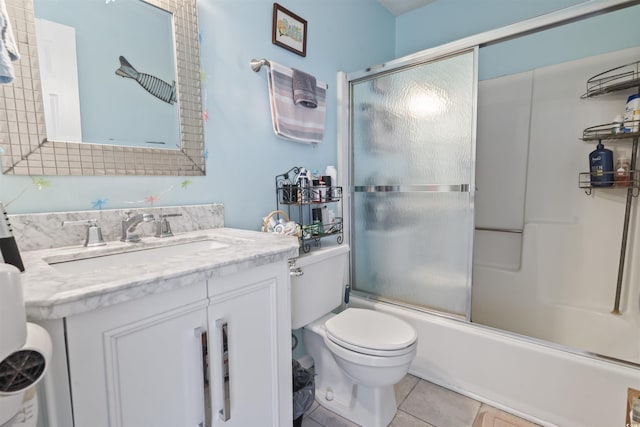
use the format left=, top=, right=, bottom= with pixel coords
left=350, top=48, right=477, bottom=318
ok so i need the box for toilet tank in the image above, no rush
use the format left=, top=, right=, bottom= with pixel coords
left=291, top=245, right=349, bottom=329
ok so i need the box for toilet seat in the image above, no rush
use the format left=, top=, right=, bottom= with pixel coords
left=324, top=308, right=417, bottom=357
left=324, top=333, right=417, bottom=369
left=326, top=333, right=416, bottom=357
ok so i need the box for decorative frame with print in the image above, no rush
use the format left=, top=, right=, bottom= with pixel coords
left=272, top=3, right=307, bottom=57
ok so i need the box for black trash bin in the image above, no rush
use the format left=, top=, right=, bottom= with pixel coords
left=292, top=359, right=315, bottom=427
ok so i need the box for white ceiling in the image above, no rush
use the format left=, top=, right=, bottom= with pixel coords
left=378, top=0, right=436, bottom=16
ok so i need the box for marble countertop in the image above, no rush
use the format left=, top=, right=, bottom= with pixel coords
left=20, top=228, right=299, bottom=320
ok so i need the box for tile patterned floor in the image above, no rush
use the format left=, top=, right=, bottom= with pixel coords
left=300, top=375, right=540, bottom=427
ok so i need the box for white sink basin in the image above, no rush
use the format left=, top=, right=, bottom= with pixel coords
left=47, top=239, right=229, bottom=275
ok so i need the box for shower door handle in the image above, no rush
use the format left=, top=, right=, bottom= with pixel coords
left=353, top=184, right=470, bottom=193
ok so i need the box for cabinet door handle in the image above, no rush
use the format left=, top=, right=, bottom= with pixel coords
left=215, top=319, right=230, bottom=422
left=195, top=327, right=209, bottom=427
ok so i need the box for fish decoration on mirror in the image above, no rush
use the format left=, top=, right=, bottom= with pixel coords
left=115, top=56, right=177, bottom=104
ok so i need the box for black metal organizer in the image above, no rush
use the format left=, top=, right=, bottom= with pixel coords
left=275, top=166, right=343, bottom=253
left=579, top=61, right=640, bottom=315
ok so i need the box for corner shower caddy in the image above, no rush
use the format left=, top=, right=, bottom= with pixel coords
left=275, top=167, right=343, bottom=253
left=579, top=60, right=640, bottom=314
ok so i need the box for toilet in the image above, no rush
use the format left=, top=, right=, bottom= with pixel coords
left=291, top=245, right=417, bottom=427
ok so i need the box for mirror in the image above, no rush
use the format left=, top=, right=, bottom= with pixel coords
left=34, top=0, right=180, bottom=150
left=0, top=0, right=205, bottom=176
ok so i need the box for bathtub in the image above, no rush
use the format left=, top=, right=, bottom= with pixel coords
left=350, top=294, right=640, bottom=427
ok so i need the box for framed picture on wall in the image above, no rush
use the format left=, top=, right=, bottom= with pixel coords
left=272, top=3, right=307, bottom=57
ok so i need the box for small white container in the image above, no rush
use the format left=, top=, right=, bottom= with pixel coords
left=318, top=182, right=327, bottom=202
left=321, top=206, right=335, bottom=226
left=612, top=114, right=624, bottom=134
left=624, top=94, right=640, bottom=132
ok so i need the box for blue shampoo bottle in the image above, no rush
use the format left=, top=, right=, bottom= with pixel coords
left=589, top=141, right=614, bottom=187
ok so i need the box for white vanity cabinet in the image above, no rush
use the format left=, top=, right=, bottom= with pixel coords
left=64, top=280, right=209, bottom=427
left=39, top=262, right=292, bottom=427
left=207, top=262, right=292, bottom=427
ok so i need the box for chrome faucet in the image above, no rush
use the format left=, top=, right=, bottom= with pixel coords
left=154, top=213, right=182, bottom=238
left=120, top=212, right=155, bottom=242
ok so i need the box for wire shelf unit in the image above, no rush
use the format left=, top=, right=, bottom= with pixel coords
left=274, top=167, right=344, bottom=253
left=581, top=122, right=640, bottom=141
left=579, top=59, right=640, bottom=315
left=581, top=60, right=640, bottom=98
left=578, top=171, right=640, bottom=196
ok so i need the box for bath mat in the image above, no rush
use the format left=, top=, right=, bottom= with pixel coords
left=473, top=410, right=538, bottom=427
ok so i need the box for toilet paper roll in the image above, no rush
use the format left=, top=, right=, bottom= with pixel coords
left=0, top=263, right=26, bottom=362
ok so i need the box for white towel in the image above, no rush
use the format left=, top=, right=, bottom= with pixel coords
left=267, top=61, right=326, bottom=144
left=0, top=0, right=20, bottom=84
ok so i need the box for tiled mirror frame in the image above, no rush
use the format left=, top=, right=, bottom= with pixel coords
left=0, top=0, right=205, bottom=176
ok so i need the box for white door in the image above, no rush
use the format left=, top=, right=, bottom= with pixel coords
left=35, top=18, right=82, bottom=141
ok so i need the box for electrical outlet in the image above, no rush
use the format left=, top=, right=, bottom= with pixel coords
left=626, top=388, right=640, bottom=427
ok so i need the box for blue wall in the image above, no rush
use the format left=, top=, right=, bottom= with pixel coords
left=396, top=0, right=640, bottom=81
left=0, top=0, right=394, bottom=231
left=4, top=0, right=640, bottom=233
left=198, top=0, right=394, bottom=229
left=395, top=0, right=586, bottom=58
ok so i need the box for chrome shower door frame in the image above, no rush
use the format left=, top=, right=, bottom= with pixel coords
left=343, top=47, right=479, bottom=320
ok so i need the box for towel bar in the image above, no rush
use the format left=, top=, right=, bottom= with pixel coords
left=250, top=58, right=270, bottom=72
left=250, top=58, right=328, bottom=89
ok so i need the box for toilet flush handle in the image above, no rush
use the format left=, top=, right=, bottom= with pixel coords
left=289, top=259, right=304, bottom=277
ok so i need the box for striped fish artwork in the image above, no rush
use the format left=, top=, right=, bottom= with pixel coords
left=115, top=56, right=177, bottom=105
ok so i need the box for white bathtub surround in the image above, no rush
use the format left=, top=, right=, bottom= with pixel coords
left=473, top=223, right=640, bottom=364
left=8, top=203, right=224, bottom=251
left=473, top=47, right=640, bottom=365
